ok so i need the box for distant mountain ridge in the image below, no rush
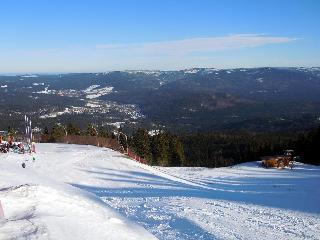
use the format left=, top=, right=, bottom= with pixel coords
left=0, top=67, right=320, bottom=132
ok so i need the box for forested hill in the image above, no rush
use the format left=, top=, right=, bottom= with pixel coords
left=1, top=67, right=320, bottom=133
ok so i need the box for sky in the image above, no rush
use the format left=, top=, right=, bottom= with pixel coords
left=0, top=0, right=319, bottom=73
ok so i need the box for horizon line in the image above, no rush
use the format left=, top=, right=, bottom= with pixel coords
left=0, top=66, right=319, bottom=75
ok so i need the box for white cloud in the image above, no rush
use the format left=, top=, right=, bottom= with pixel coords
left=96, top=34, right=297, bottom=55
left=0, top=34, right=300, bottom=73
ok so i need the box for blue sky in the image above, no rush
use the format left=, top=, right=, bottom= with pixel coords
left=0, top=0, right=319, bottom=73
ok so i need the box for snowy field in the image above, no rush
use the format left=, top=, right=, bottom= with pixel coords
left=0, top=143, right=320, bottom=240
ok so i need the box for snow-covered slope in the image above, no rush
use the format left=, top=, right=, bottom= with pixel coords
left=0, top=145, right=156, bottom=240
left=1, top=143, right=320, bottom=240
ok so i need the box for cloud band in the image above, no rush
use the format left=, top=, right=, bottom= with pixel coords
left=96, top=34, right=297, bottom=55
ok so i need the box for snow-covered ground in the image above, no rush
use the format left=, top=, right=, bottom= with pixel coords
left=84, top=86, right=114, bottom=99
left=0, top=144, right=319, bottom=239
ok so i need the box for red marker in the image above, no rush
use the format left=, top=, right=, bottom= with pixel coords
left=0, top=200, right=4, bottom=219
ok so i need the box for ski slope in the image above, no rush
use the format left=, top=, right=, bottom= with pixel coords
left=0, top=143, right=320, bottom=239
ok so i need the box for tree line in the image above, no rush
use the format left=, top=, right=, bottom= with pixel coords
left=293, top=127, right=320, bottom=166
left=3, top=122, right=320, bottom=167
left=129, top=127, right=320, bottom=167
left=42, top=123, right=114, bottom=141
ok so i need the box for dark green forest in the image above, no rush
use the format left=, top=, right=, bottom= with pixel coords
left=3, top=123, right=320, bottom=167
left=111, top=126, right=320, bottom=167
left=129, top=127, right=320, bottom=167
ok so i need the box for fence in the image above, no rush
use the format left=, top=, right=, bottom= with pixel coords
left=127, top=148, right=149, bottom=164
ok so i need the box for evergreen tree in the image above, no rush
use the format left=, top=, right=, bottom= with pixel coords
left=118, top=133, right=128, bottom=152
left=151, top=133, right=170, bottom=166
left=86, top=123, right=98, bottom=136
left=8, top=126, right=16, bottom=136
left=67, top=123, right=81, bottom=135
left=150, top=133, right=186, bottom=167
left=98, top=126, right=110, bottom=138
left=50, top=124, right=66, bottom=142
left=43, top=126, right=49, bottom=135
left=131, top=128, right=152, bottom=161
left=295, top=126, right=320, bottom=165
left=169, top=136, right=185, bottom=167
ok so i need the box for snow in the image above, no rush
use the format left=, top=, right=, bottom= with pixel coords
left=83, top=85, right=113, bottom=99
left=38, top=102, right=143, bottom=121
left=148, top=130, right=162, bottom=136
left=1, top=144, right=320, bottom=240
left=184, top=69, right=200, bottom=74
left=84, top=85, right=100, bottom=93
left=37, top=87, right=52, bottom=94
left=125, top=70, right=162, bottom=76
left=39, top=108, right=72, bottom=119
left=0, top=145, right=155, bottom=240
left=86, top=102, right=101, bottom=108
left=85, top=86, right=114, bottom=99
left=106, top=122, right=125, bottom=128
left=20, top=75, right=39, bottom=78
left=203, top=68, right=220, bottom=73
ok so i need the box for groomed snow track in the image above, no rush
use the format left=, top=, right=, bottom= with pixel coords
left=1, top=143, right=319, bottom=240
